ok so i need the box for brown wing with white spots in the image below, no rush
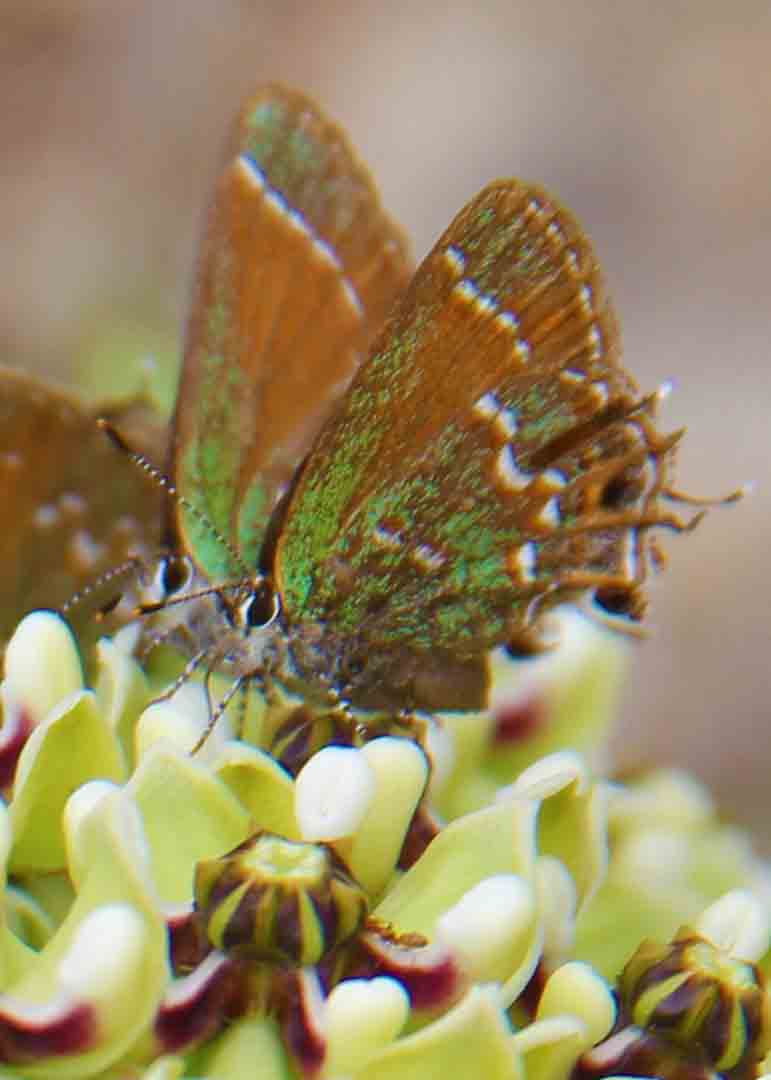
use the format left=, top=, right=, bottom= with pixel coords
left=277, top=180, right=686, bottom=708
left=172, top=85, right=412, bottom=580
left=0, top=367, right=164, bottom=643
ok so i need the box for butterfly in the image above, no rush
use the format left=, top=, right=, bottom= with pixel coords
left=4, top=84, right=715, bottom=734
left=119, top=82, right=705, bottom=734
left=0, top=366, right=165, bottom=647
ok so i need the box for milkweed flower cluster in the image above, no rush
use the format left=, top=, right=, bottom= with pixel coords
left=0, top=607, right=768, bottom=1079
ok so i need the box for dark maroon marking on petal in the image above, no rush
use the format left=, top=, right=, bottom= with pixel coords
left=492, top=694, right=546, bottom=744
left=166, top=908, right=211, bottom=974
left=397, top=803, right=440, bottom=871
left=650, top=974, right=703, bottom=1025
left=221, top=883, right=265, bottom=954
left=701, top=986, right=732, bottom=1066
left=309, top=892, right=338, bottom=954
left=0, top=703, right=33, bottom=789
left=357, top=928, right=462, bottom=1011
left=0, top=1001, right=95, bottom=1063
left=270, top=708, right=357, bottom=778
left=742, top=990, right=766, bottom=1062
left=280, top=970, right=326, bottom=1077
left=270, top=707, right=317, bottom=777
left=274, top=893, right=303, bottom=964
left=155, top=952, right=241, bottom=1052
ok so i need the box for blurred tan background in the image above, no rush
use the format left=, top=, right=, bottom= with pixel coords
left=1, top=2, right=769, bottom=838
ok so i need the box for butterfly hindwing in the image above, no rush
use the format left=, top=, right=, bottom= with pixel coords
left=276, top=181, right=674, bottom=685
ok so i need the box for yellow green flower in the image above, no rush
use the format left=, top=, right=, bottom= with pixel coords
left=0, top=608, right=766, bottom=1078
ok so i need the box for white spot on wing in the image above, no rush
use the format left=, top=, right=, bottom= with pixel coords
left=510, top=541, right=537, bottom=583
left=313, top=235, right=342, bottom=272
left=373, top=525, right=402, bottom=551
left=589, top=381, right=609, bottom=406
left=34, top=504, right=58, bottom=528
left=514, top=340, right=531, bottom=364
left=113, top=514, right=141, bottom=535
left=541, top=468, right=567, bottom=490
left=236, top=154, right=265, bottom=189
left=454, top=279, right=477, bottom=303
left=286, top=207, right=309, bottom=234
left=495, top=444, right=531, bottom=493
left=536, top=496, right=561, bottom=529
left=560, top=369, right=585, bottom=385
left=494, top=311, right=520, bottom=335
left=495, top=407, right=518, bottom=440
left=341, top=279, right=364, bottom=318
left=264, top=187, right=289, bottom=217
left=411, top=544, right=446, bottom=572
left=473, top=391, right=500, bottom=420
left=588, top=326, right=603, bottom=355
left=241, top=151, right=359, bottom=320
left=444, top=246, right=466, bottom=275
left=59, top=492, right=86, bottom=515
left=70, top=529, right=106, bottom=571
left=453, top=279, right=498, bottom=315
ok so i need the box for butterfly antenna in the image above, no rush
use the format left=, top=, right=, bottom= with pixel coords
left=61, top=556, right=144, bottom=615
left=135, top=581, right=245, bottom=617
left=137, top=620, right=184, bottom=661
left=97, top=418, right=252, bottom=580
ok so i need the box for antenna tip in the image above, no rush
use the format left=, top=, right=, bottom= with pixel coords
left=96, top=418, right=131, bottom=454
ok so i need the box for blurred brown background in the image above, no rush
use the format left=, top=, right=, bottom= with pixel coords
left=2, top=3, right=769, bottom=839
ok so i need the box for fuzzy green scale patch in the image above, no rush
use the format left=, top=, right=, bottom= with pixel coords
left=279, top=440, right=373, bottom=613
left=241, top=100, right=289, bottom=166
left=236, top=481, right=269, bottom=571
left=286, top=437, right=517, bottom=652
left=180, top=442, right=235, bottom=581
left=242, top=101, right=334, bottom=215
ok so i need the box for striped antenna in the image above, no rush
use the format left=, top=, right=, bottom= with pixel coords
left=97, top=419, right=253, bottom=580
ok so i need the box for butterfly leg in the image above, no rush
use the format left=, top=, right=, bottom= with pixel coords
left=149, top=647, right=210, bottom=704
left=191, top=670, right=248, bottom=754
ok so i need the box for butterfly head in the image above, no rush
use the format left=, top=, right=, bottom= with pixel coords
left=147, top=553, right=280, bottom=636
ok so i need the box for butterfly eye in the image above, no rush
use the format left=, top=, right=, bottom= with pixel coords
left=157, top=556, right=194, bottom=598
left=239, top=582, right=280, bottom=629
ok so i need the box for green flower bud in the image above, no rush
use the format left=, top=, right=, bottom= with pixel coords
left=582, top=927, right=771, bottom=1079
left=195, top=831, right=369, bottom=967
left=619, top=928, right=770, bottom=1073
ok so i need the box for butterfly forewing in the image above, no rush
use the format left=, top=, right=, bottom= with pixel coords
left=0, top=367, right=164, bottom=643
left=276, top=180, right=674, bottom=704
left=173, top=85, right=412, bottom=583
